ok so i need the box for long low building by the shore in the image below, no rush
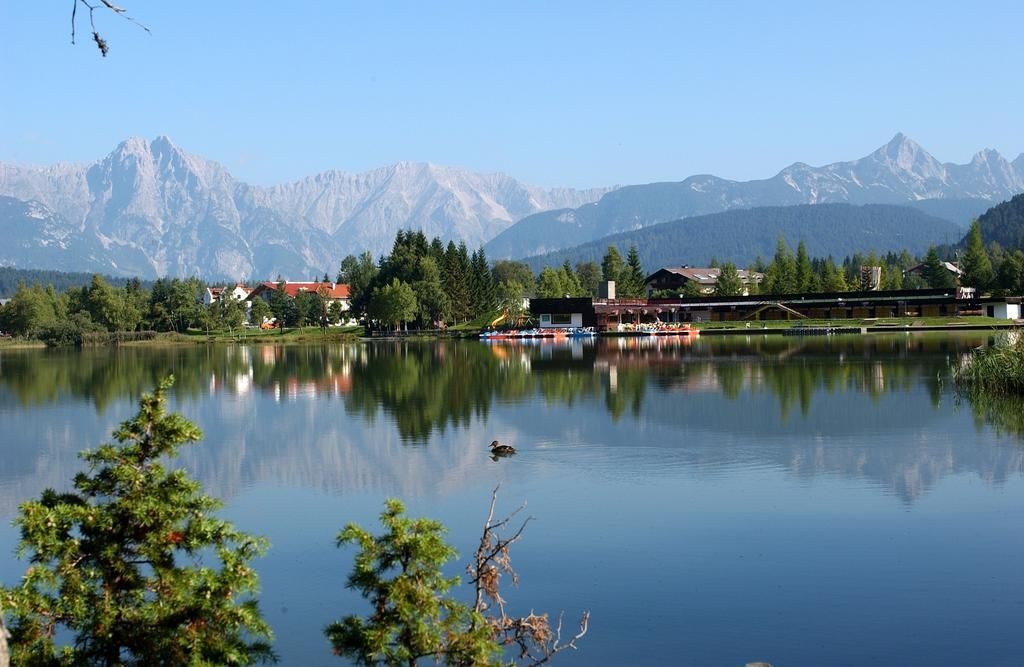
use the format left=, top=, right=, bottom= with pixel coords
left=530, top=288, right=1023, bottom=330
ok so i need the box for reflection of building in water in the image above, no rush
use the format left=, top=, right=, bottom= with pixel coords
left=870, top=362, right=885, bottom=393
left=210, top=370, right=254, bottom=397
left=275, top=373, right=352, bottom=402
left=198, top=344, right=360, bottom=402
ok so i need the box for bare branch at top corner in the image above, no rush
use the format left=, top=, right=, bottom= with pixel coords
left=71, top=0, right=151, bottom=57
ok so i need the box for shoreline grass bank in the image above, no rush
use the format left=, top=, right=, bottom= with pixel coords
left=953, top=331, right=1024, bottom=394
left=120, top=326, right=365, bottom=346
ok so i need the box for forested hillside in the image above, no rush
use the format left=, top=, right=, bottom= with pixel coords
left=907, top=198, right=992, bottom=229
left=975, top=193, right=1024, bottom=249
left=0, top=267, right=152, bottom=297
left=521, top=203, right=959, bottom=272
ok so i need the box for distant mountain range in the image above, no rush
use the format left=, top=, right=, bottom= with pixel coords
left=0, top=137, right=610, bottom=279
left=487, top=133, right=1024, bottom=259
left=520, top=203, right=963, bottom=273
left=0, top=133, right=1021, bottom=279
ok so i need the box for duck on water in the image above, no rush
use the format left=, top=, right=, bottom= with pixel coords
left=489, top=440, right=516, bottom=455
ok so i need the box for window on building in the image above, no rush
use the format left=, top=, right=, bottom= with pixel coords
left=540, top=314, right=551, bottom=323
left=551, top=313, right=572, bottom=325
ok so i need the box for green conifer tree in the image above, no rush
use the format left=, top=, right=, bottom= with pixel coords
left=560, top=261, right=583, bottom=296
left=601, top=246, right=624, bottom=283
left=763, top=237, right=797, bottom=294
left=714, top=263, right=744, bottom=296
left=326, top=500, right=499, bottom=666
left=470, top=248, right=496, bottom=316
left=962, top=220, right=994, bottom=291
left=443, top=242, right=471, bottom=324
left=618, top=246, right=646, bottom=297
left=1, top=378, right=274, bottom=665
left=575, top=261, right=601, bottom=298
left=922, top=246, right=956, bottom=288
left=821, top=258, right=848, bottom=292
left=795, top=241, right=813, bottom=293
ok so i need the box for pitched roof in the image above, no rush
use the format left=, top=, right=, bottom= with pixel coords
left=646, top=267, right=764, bottom=285
left=258, top=281, right=351, bottom=299
left=905, top=261, right=962, bottom=276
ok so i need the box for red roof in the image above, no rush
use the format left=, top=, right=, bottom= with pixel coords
left=259, top=281, right=351, bottom=299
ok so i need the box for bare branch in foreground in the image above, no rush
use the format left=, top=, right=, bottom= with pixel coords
left=468, top=485, right=589, bottom=666
left=70, top=0, right=150, bottom=57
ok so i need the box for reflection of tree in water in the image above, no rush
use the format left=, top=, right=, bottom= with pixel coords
left=344, top=342, right=499, bottom=441
left=1, top=333, right=1020, bottom=507
left=0, top=346, right=252, bottom=410
left=341, top=342, right=646, bottom=440
left=960, top=389, right=1024, bottom=439
left=0, top=333, right=998, bottom=440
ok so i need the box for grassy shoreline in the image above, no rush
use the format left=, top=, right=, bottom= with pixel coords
left=953, top=332, right=1024, bottom=395
left=0, top=337, right=46, bottom=349
left=121, top=326, right=366, bottom=346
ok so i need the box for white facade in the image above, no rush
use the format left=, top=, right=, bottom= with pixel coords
left=985, top=302, right=1021, bottom=320
left=204, top=284, right=253, bottom=307
left=538, top=312, right=584, bottom=328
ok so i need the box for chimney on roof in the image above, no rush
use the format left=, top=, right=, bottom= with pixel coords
left=599, top=281, right=616, bottom=299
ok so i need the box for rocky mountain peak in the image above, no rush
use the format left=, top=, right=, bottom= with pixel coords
left=872, top=132, right=939, bottom=175
left=971, top=147, right=1007, bottom=165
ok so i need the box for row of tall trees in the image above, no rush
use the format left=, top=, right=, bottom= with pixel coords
left=530, top=246, right=646, bottom=299
left=755, top=223, right=1024, bottom=296
left=337, top=233, right=662, bottom=330
left=600, top=246, right=647, bottom=297
left=338, top=231, right=501, bottom=330
left=754, top=237, right=951, bottom=295
left=520, top=223, right=1023, bottom=302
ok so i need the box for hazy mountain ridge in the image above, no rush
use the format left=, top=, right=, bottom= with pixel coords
left=486, top=134, right=1024, bottom=259
left=520, top=203, right=963, bottom=273
left=0, top=138, right=611, bottom=279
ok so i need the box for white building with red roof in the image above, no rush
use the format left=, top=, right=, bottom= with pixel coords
left=203, top=283, right=256, bottom=306
left=246, top=281, right=351, bottom=311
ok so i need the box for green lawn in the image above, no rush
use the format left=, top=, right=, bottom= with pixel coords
left=0, top=336, right=45, bottom=349
left=128, top=326, right=365, bottom=344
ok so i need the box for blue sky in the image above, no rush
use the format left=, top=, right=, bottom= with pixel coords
left=2, top=1, right=1022, bottom=188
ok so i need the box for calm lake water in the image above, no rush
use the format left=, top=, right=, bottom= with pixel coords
left=1, top=333, right=1023, bottom=666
